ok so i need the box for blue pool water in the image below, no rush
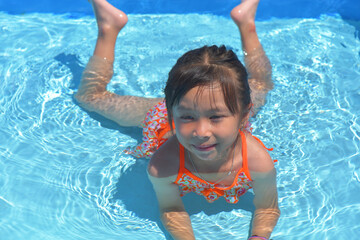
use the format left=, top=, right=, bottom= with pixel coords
left=0, top=1, right=360, bottom=240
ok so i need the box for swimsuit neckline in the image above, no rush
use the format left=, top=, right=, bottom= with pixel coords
left=176, top=130, right=252, bottom=189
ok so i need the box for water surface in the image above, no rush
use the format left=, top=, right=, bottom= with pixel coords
left=0, top=12, right=359, bottom=239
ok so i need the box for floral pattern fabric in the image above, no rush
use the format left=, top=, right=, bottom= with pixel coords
left=175, top=171, right=252, bottom=203
left=174, top=130, right=254, bottom=204
left=124, top=100, right=169, bottom=158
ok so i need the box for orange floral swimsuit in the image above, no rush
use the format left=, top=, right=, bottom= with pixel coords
left=124, top=100, right=171, bottom=158
left=175, top=130, right=254, bottom=203
left=125, top=100, right=274, bottom=203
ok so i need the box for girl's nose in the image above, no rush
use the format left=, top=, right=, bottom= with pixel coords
left=193, top=119, right=211, bottom=138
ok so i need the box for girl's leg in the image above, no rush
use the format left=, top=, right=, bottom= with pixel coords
left=90, top=0, right=127, bottom=62
left=230, top=0, right=273, bottom=114
left=75, top=0, right=162, bottom=127
left=231, top=0, right=261, bottom=53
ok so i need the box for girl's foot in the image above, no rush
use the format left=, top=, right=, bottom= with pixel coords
left=90, top=0, right=128, bottom=36
left=230, top=0, right=259, bottom=32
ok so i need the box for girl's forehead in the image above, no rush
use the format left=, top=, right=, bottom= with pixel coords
left=175, top=85, right=229, bottom=112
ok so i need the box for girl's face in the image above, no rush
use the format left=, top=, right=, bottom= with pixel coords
left=172, top=85, right=243, bottom=163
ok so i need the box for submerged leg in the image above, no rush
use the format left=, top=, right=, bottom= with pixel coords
left=230, top=0, right=273, bottom=114
left=75, top=0, right=162, bottom=127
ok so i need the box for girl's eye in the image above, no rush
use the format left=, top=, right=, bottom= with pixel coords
left=180, top=116, right=194, bottom=121
left=210, top=115, right=224, bottom=121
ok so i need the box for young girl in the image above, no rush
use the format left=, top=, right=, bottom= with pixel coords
left=75, top=0, right=280, bottom=239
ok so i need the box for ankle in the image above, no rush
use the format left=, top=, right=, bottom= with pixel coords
left=238, top=20, right=256, bottom=33
left=97, top=23, right=120, bottom=37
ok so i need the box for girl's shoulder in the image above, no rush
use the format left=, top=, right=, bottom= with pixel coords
left=245, top=132, right=275, bottom=173
left=147, top=135, right=180, bottom=179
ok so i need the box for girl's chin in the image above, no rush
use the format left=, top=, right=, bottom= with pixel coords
left=190, top=147, right=219, bottom=161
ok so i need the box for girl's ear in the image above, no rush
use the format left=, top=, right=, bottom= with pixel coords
left=242, top=103, right=254, bottom=122
left=240, top=112, right=250, bottom=127
left=243, top=111, right=250, bottom=122
left=240, top=103, right=252, bottom=127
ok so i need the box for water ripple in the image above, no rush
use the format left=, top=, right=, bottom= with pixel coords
left=0, top=12, right=359, bottom=239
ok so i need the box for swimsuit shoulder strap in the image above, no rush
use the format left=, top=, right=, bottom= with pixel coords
left=174, top=143, right=186, bottom=183
left=239, top=130, right=252, bottom=181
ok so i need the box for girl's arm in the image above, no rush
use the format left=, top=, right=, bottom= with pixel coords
left=247, top=134, right=280, bottom=239
left=147, top=137, right=195, bottom=239
left=148, top=173, right=196, bottom=240
left=250, top=168, right=280, bottom=239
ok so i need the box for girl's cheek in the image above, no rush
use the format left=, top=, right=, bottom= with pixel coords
left=175, top=123, right=193, bottom=139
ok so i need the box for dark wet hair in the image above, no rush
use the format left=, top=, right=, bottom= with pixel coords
left=164, top=45, right=251, bottom=129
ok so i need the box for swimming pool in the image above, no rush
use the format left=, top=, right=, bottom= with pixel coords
left=0, top=0, right=359, bottom=239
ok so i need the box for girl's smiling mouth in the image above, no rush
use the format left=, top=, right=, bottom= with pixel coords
left=192, top=144, right=217, bottom=151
